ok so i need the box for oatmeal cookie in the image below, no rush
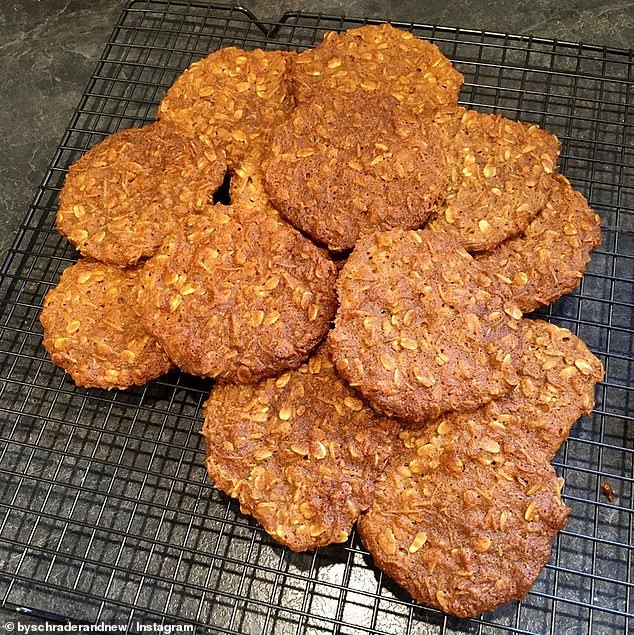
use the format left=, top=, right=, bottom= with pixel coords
left=158, top=47, right=295, bottom=166
left=56, top=122, right=226, bottom=267
left=136, top=204, right=338, bottom=382
left=429, top=108, right=559, bottom=252
left=478, top=319, right=604, bottom=459
left=291, top=24, right=463, bottom=117
left=358, top=423, right=568, bottom=617
left=262, top=91, right=448, bottom=251
left=40, top=259, right=173, bottom=389
left=202, top=343, right=399, bottom=551
left=330, top=228, right=523, bottom=422
left=476, top=175, right=602, bottom=312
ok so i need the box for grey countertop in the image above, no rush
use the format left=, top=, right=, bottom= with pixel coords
left=0, top=1, right=632, bottom=265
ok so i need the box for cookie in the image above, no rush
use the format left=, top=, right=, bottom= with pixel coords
left=410, top=318, right=603, bottom=462
left=229, top=152, right=282, bottom=222
left=57, top=122, right=226, bottom=267
left=136, top=203, right=338, bottom=382
left=478, top=319, right=604, bottom=459
left=158, top=47, right=295, bottom=167
left=358, top=423, right=569, bottom=617
left=429, top=108, right=560, bottom=252
left=262, top=91, right=449, bottom=251
left=476, top=175, right=602, bottom=312
left=202, top=343, right=399, bottom=551
left=330, top=228, right=523, bottom=423
left=40, top=260, right=173, bottom=389
left=291, top=24, right=463, bottom=117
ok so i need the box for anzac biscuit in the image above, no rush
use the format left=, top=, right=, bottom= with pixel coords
left=202, top=343, right=399, bottom=551
left=476, top=175, right=602, bottom=312
left=57, top=122, right=226, bottom=267
left=291, top=24, right=463, bottom=117
left=158, top=47, right=295, bottom=166
left=478, top=319, right=604, bottom=459
left=136, top=204, right=338, bottom=382
left=330, top=228, right=523, bottom=422
left=262, top=91, right=448, bottom=251
left=40, top=259, right=173, bottom=389
left=429, top=108, right=559, bottom=252
left=229, top=152, right=282, bottom=221
left=358, top=423, right=569, bottom=618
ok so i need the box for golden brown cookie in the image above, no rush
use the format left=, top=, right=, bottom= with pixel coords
left=330, top=228, right=523, bottom=423
left=136, top=204, right=338, bottom=382
left=158, top=47, right=295, bottom=166
left=262, top=91, right=449, bottom=251
left=358, top=422, right=569, bottom=617
left=229, top=151, right=282, bottom=222
left=40, top=259, right=173, bottom=389
left=291, top=24, right=463, bottom=117
left=202, top=343, right=399, bottom=551
left=477, top=319, right=604, bottom=459
left=56, top=122, right=226, bottom=267
left=429, top=108, right=560, bottom=252
left=476, top=175, right=602, bottom=312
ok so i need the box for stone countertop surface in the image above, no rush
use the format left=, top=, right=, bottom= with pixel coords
left=0, top=0, right=632, bottom=264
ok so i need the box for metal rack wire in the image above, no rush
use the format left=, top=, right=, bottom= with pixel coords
left=0, top=2, right=632, bottom=633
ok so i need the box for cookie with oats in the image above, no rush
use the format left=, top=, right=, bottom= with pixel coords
left=428, top=108, right=560, bottom=252
left=202, top=343, right=399, bottom=551
left=56, top=122, right=226, bottom=267
left=291, top=24, right=463, bottom=117
left=358, top=422, right=569, bottom=618
left=262, top=91, right=449, bottom=251
left=476, top=175, right=602, bottom=313
left=330, top=228, right=524, bottom=423
left=136, top=203, right=338, bottom=382
left=40, top=259, right=173, bottom=389
left=229, top=152, right=282, bottom=221
left=479, top=319, right=604, bottom=460
left=158, top=47, right=295, bottom=166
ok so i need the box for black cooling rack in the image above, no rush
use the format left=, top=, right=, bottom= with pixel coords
left=0, top=2, right=632, bottom=634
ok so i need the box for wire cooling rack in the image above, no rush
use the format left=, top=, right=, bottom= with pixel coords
left=0, top=2, right=632, bottom=633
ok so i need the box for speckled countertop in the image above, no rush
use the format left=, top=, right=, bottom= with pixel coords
left=0, top=0, right=632, bottom=264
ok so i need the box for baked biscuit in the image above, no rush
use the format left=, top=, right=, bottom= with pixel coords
left=136, top=204, right=338, bottom=382
left=202, top=343, right=399, bottom=551
left=330, top=228, right=523, bottom=423
left=291, top=24, right=463, bottom=117
left=262, top=91, right=448, bottom=251
left=158, top=47, right=295, bottom=166
left=429, top=108, right=559, bottom=252
left=57, top=122, right=226, bottom=267
left=480, top=319, right=604, bottom=459
left=40, top=260, right=173, bottom=389
left=476, top=175, right=602, bottom=312
left=358, top=423, right=569, bottom=617
left=229, top=151, right=283, bottom=222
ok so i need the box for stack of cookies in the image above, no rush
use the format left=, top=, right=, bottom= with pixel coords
left=40, top=24, right=605, bottom=618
